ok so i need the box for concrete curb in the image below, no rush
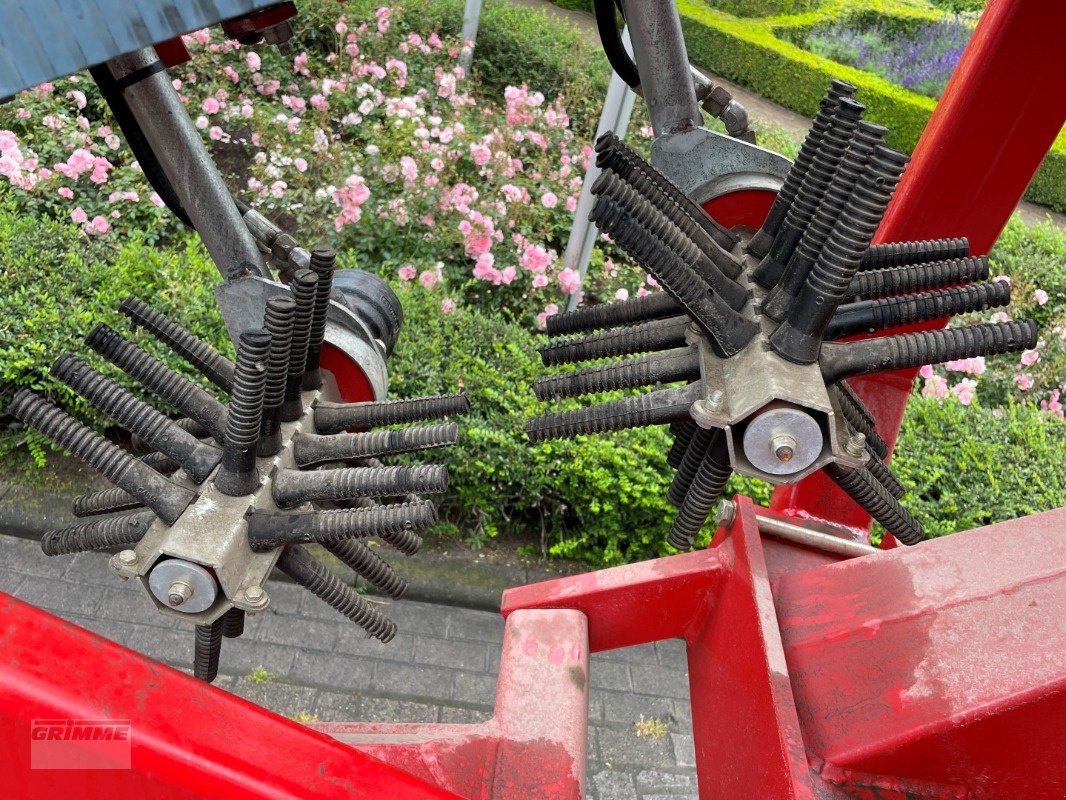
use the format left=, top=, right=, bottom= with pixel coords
left=0, top=478, right=574, bottom=613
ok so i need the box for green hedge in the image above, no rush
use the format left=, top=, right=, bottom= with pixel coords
left=677, top=0, right=1066, bottom=211
left=893, top=395, right=1066, bottom=535
left=546, top=0, right=1066, bottom=212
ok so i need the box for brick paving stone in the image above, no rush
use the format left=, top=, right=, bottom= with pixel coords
left=597, top=727, right=677, bottom=770
left=0, top=567, right=26, bottom=595
left=253, top=611, right=340, bottom=652
left=634, top=769, right=696, bottom=793
left=601, top=691, right=679, bottom=729
left=95, top=586, right=180, bottom=629
left=290, top=649, right=375, bottom=692
left=218, top=636, right=299, bottom=677
left=413, top=634, right=490, bottom=672
left=629, top=663, right=689, bottom=701
left=333, top=623, right=415, bottom=663
left=444, top=609, right=505, bottom=643
left=589, top=656, right=632, bottom=691
left=670, top=733, right=696, bottom=769
left=13, top=577, right=102, bottom=617
left=371, top=660, right=458, bottom=702
left=590, top=769, right=638, bottom=800
left=227, top=677, right=319, bottom=718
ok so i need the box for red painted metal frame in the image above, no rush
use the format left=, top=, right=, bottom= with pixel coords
left=6, top=499, right=1063, bottom=798
left=764, top=0, right=1066, bottom=537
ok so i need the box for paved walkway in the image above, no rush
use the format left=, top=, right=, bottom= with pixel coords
left=0, top=531, right=697, bottom=799
left=511, top=0, right=1066, bottom=230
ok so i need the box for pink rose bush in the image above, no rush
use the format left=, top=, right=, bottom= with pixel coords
left=0, top=3, right=1059, bottom=418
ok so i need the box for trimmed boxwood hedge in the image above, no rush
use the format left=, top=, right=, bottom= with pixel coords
left=547, top=0, right=1066, bottom=212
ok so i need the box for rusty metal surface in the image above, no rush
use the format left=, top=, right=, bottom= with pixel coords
left=0, top=0, right=283, bottom=98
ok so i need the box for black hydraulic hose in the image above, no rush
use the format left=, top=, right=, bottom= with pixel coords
left=594, top=0, right=640, bottom=88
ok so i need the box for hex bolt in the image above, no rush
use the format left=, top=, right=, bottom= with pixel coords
left=545, top=291, right=681, bottom=337
left=120, top=296, right=235, bottom=392
left=281, top=269, right=319, bottom=422
left=41, top=511, right=156, bottom=557
left=747, top=79, right=857, bottom=259
left=715, top=500, right=737, bottom=529
left=258, top=297, right=296, bottom=456
left=315, top=393, right=470, bottom=435
left=772, top=433, right=797, bottom=463
left=708, top=390, right=724, bottom=411
left=8, top=390, right=196, bottom=525
left=844, top=432, right=868, bottom=458
left=303, top=246, right=335, bottom=390
left=193, top=619, right=223, bottom=682
left=118, top=549, right=139, bottom=566
left=167, top=581, right=193, bottom=607
left=85, top=323, right=229, bottom=444
left=276, top=544, right=397, bottom=642
left=832, top=384, right=888, bottom=460
left=215, top=330, right=272, bottom=497
left=244, top=586, right=265, bottom=604
left=51, top=354, right=222, bottom=484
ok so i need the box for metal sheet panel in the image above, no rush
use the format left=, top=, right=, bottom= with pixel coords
left=0, top=0, right=283, bottom=98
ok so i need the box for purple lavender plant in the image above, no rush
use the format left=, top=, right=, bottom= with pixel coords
left=805, top=15, right=976, bottom=99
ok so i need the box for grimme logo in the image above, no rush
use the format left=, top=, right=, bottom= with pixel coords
left=30, top=719, right=132, bottom=769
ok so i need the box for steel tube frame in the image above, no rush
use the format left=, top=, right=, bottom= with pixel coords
left=620, top=0, right=701, bottom=136
left=106, top=48, right=266, bottom=281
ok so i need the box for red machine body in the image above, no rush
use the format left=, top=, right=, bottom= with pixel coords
left=3, top=0, right=1065, bottom=797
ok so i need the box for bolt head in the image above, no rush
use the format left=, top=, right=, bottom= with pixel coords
left=244, top=586, right=265, bottom=603
left=845, top=432, right=867, bottom=457
left=167, top=581, right=193, bottom=607
left=117, top=549, right=138, bottom=566
left=715, top=500, right=737, bottom=529
left=770, top=433, right=797, bottom=463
